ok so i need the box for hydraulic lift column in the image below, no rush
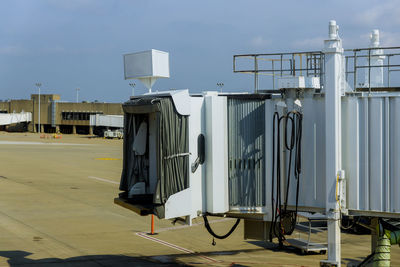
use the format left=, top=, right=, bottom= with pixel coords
left=321, top=20, right=344, bottom=267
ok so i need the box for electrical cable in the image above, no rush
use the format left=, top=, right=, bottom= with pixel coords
left=271, top=112, right=285, bottom=244
left=202, top=215, right=240, bottom=240
left=340, top=214, right=359, bottom=230
left=269, top=112, right=280, bottom=242
left=284, top=114, right=295, bottom=211
left=269, top=109, right=303, bottom=245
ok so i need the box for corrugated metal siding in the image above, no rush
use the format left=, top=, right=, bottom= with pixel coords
left=279, top=94, right=400, bottom=215
left=342, top=95, right=400, bottom=214
left=228, top=98, right=265, bottom=207
left=285, top=96, right=326, bottom=210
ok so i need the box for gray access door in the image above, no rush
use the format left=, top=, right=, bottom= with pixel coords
left=228, top=98, right=265, bottom=207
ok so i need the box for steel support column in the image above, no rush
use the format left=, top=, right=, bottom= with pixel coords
left=321, top=20, right=344, bottom=267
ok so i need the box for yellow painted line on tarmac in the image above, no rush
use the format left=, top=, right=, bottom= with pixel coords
left=95, top=158, right=121, bottom=161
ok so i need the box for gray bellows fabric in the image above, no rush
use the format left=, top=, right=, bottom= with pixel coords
left=119, top=97, right=189, bottom=218
left=119, top=113, right=148, bottom=192
left=154, top=98, right=189, bottom=204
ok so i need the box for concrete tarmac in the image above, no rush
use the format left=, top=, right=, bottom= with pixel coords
left=0, top=132, right=399, bottom=267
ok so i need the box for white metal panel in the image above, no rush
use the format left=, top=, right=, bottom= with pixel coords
left=151, top=50, right=170, bottom=78
left=278, top=76, right=306, bottom=89
left=342, top=97, right=360, bottom=210
left=284, top=95, right=326, bottom=210
left=143, top=89, right=191, bottom=115
left=342, top=95, right=400, bottom=215
left=188, top=96, right=205, bottom=217
left=124, top=49, right=169, bottom=79
left=299, top=95, right=327, bottom=208
left=165, top=188, right=192, bottom=219
left=359, top=98, right=369, bottom=211
left=369, top=98, right=383, bottom=211
left=204, top=95, right=229, bottom=213
left=314, top=97, right=327, bottom=207
left=278, top=76, right=320, bottom=89
left=384, top=97, right=390, bottom=212
left=170, top=90, right=191, bottom=115
left=390, top=98, right=400, bottom=212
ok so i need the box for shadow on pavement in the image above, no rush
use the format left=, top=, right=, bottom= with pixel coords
left=0, top=247, right=298, bottom=266
left=247, top=240, right=325, bottom=256
left=0, top=250, right=185, bottom=267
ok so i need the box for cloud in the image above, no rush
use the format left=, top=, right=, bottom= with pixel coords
left=0, top=45, right=25, bottom=55
left=341, top=33, right=370, bottom=49
left=250, top=36, right=270, bottom=48
left=45, top=0, right=102, bottom=11
left=44, top=45, right=66, bottom=53
left=380, top=31, right=400, bottom=47
left=355, top=1, right=400, bottom=26
left=342, top=31, right=400, bottom=48
left=292, top=37, right=324, bottom=49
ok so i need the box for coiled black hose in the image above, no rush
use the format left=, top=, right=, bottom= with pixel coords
left=203, top=215, right=240, bottom=239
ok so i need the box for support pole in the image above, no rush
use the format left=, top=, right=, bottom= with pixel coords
left=321, top=20, right=344, bottom=267
left=38, top=87, right=41, bottom=134
left=150, top=214, right=155, bottom=235
left=371, top=217, right=379, bottom=253
left=254, top=56, right=258, bottom=93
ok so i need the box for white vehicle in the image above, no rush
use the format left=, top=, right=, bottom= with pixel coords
left=104, top=129, right=123, bottom=139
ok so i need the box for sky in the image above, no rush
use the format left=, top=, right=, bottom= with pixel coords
left=0, top=0, right=400, bottom=102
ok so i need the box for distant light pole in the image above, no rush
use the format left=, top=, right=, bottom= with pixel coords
left=76, top=88, right=80, bottom=103
left=129, top=83, right=136, bottom=96
left=35, top=83, right=42, bottom=133
left=217, top=82, right=224, bottom=93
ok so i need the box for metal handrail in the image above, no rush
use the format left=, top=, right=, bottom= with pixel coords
left=345, top=46, right=400, bottom=92
left=233, top=51, right=324, bottom=92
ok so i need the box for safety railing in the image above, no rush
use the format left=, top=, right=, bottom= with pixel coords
left=233, top=51, right=325, bottom=92
left=344, top=47, right=400, bottom=93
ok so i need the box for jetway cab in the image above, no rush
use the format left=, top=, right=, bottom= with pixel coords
left=116, top=91, right=195, bottom=220
left=115, top=90, right=273, bottom=225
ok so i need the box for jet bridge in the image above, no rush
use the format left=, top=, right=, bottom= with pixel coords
left=115, top=21, right=400, bottom=267
left=0, top=112, right=32, bottom=126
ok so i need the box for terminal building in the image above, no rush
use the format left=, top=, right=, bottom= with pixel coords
left=0, top=94, right=123, bottom=134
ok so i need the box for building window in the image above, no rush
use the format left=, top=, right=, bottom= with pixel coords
left=61, top=112, right=103, bottom=121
